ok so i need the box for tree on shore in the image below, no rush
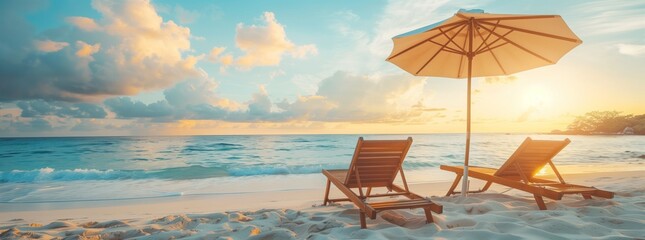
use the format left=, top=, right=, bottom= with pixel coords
left=553, top=111, right=645, bottom=135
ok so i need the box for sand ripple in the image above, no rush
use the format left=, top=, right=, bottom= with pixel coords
left=1, top=190, right=644, bottom=239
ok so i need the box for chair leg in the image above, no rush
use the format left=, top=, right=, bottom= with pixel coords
left=323, top=179, right=331, bottom=206
left=534, top=194, right=547, bottom=210
left=366, top=187, right=372, bottom=197
left=582, top=193, right=592, bottom=199
left=359, top=211, right=367, bottom=229
left=423, top=207, right=434, bottom=223
left=446, top=174, right=462, bottom=196
left=481, top=181, right=492, bottom=191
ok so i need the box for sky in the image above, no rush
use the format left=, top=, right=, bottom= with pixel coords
left=0, top=0, right=643, bottom=137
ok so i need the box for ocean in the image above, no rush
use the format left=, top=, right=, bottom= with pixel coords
left=1, top=134, right=643, bottom=204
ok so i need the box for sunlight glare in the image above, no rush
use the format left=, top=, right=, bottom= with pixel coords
left=535, top=165, right=553, bottom=176
left=523, top=86, right=553, bottom=113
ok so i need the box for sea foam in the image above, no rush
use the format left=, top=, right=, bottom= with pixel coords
left=0, top=168, right=135, bottom=183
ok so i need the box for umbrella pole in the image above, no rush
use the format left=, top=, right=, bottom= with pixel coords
left=461, top=67, right=472, bottom=197
left=461, top=18, right=474, bottom=197
left=461, top=61, right=472, bottom=197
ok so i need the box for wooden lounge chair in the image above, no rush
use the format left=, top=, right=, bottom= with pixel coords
left=441, top=137, right=614, bottom=210
left=322, top=137, right=442, bottom=228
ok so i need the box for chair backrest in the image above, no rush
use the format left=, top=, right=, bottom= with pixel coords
left=344, top=137, right=413, bottom=188
left=494, top=137, right=570, bottom=181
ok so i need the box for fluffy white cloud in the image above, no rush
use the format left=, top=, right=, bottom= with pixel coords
left=66, top=16, right=101, bottom=31
left=104, top=97, right=174, bottom=118
left=164, top=76, right=223, bottom=108
left=101, top=71, right=431, bottom=123
left=616, top=43, right=645, bottom=56
left=219, top=54, right=234, bottom=65
left=234, top=12, right=317, bottom=68
left=0, top=0, right=200, bottom=101
left=75, top=41, right=100, bottom=58
left=247, top=86, right=272, bottom=117
left=34, top=40, right=69, bottom=52
left=208, top=46, right=234, bottom=71
left=209, top=47, right=226, bottom=61
left=17, top=100, right=107, bottom=118
left=92, top=0, right=192, bottom=65
left=277, top=71, right=428, bottom=122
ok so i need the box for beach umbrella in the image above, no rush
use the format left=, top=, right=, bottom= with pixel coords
left=386, top=9, right=581, bottom=196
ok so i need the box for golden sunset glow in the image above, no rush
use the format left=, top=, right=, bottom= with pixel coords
left=0, top=0, right=641, bottom=137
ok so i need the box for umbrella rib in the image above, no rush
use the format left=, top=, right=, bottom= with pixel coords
left=474, top=29, right=514, bottom=55
left=444, top=48, right=464, bottom=55
left=474, top=21, right=507, bottom=75
left=457, top=25, right=469, bottom=78
left=476, top=41, right=510, bottom=55
left=478, top=21, right=580, bottom=43
left=428, top=39, right=464, bottom=54
left=415, top=24, right=468, bottom=75
left=440, top=28, right=467, bottom=53
left=477, top=24, right=554, bottom=64
left=474, top=20, right=500, bottom=53
left=387, top=21, right=467, bottom=61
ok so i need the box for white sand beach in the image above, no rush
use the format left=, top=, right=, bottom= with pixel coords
left=1, top=169, right=643, bottom=239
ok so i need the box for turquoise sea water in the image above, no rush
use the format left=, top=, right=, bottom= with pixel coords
left=0, top=134, right=643, bottom=203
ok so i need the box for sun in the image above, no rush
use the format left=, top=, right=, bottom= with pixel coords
left=523, top=86, right=553, bottom=112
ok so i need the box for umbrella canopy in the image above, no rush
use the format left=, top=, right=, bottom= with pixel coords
left=386, top=9, right=581, bottom=196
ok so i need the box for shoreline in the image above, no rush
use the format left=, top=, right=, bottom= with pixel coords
left=2, top=170, right=642, bottom=222
left=1, top=170, right=643, bottom=239
left=1, top=162, right=641, bottom=204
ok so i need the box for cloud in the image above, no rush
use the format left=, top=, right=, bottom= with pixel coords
left=517, top=106, right=538, bottom=122
left=616, top=43, right=645, bottom=56
left=247, top=86, right=272, bottom=117
left=0, top=112, right=55, bottom=134
left=104, top=97, right=174, bottom=118
left=16, top=100, right=107, bottom=118
left=34, top=40, right=69, bottom=52
left=209, top=47, right=226, bottom=61
left=99, top=71, right=429, bottom=123
left=219, top=54, right=234, bottom=65
left=70, top=119, right=113, bottom=132
left=276, top=71, right=427, bottom=122
left=164, top=77, right=228, bottom=108
left=290, top=45, right=318, bottom=59
left=371, top=0, right=452, bottom=57
left=75, top=41, right=100, bottom=58
left=174, top=5, right=200, bottom=24
left=326, top=0, right=458, bottom=74
left=484, top=75, right=517, bottom=84
left=412, top=101, right=446, bottom=112
left=12, top=118, right=53, bottom=132
left=0, top=0, right=199, bottom=102
left=208, top=47, right=234, bottom=72
left=234, top=12, right=317, bottom=68
left=574, top=1, right=645, bottom=35
left=91, top=0, right=192, bottom=65
left=66, top=16, right=101, bottom=31
left=164, top=77, right=244, bottom=120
